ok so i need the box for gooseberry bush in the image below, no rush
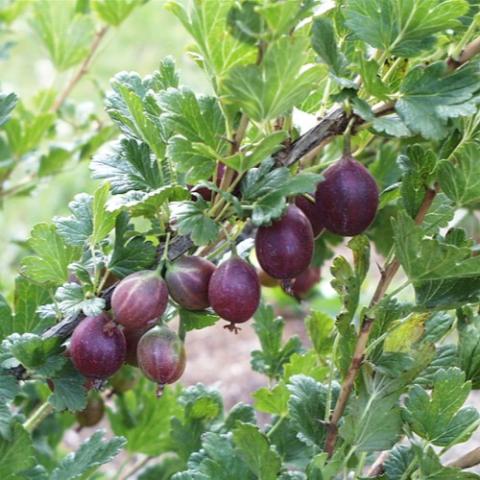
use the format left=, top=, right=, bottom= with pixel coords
left=2, top=0, right=480, bottom=478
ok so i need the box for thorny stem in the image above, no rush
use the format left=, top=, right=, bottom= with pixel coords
left=324, top=186, right=438, bottom=457
left=448, top=447, right=480, bottom=469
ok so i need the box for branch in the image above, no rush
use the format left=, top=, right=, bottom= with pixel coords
left=51, top=26, right=109, bottom=112
left=324, top=187, right=437, bottom=457
left=448, top=447, right=480, bottom=469
left=9, top=35, right=480, bottom=386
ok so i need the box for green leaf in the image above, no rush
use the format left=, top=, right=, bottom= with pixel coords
left=224, top=36, right=322, bottom=121
left=21, top=223, right=80, bottom=285
left=1, top=333, right=63, bottom=376
left=311, top=17, right=344, bottom=75
left=345, top=0, right=469, bottom=57
left=54, top=194, right=93, bottom=247
left=171, top=199, right=219, bottom=246
left=287, top=375, right=329, bottom=449
left=160, top=88, right=226, bottom=183
left=55, top=283, right=105, bottom=317
left=261, top=1, right=314, bottom=32
left=166, top=0, right=256, bottom=80
left=91, top=0, right=143, bottom=26
left=50, top=430, right=125, bottom=480
left=251, top=304, right=302, bottom=379
left=241, top=159, right=322, bottom=226
left=106, top=70, right=169, bottom=162
left=179, top=309, right=219, bottom=331
left=394, top=211, right=480, bottom=283
left=340, top=392, right=402, bottom=452
left=331, top=235, right=370, bottom=333
left=109, top=213, right=157, bottom=277
left=0, top=277, right=50, bottom=340
left=0, top=92, right=17, bottom=127
left=31, top=0, right=95, bottom=71
left=225, top=131, right=288, bottom=173
left=305, top=311, right=335, bottom=356
left=418, top=446, right=480, bottom=479
left=0, top=424, right=35, bottom=478
left=396, top=62, right=480, bottom=139
left=402, top=367, right=479, bottom=446
left=384, top=445, right=415, bottom=480
left=223, top=403, right=256, bottom=432
left=39, top=146, right=72, bottom=177
left=48, top=362, right=87, bottom=412
left=398, top=145, right=437, bottom=217
left=458, top=312, right=480, bottom=388
left=107, top=185, right=189, bottom=218
left=4, top=112, right=56, bottom=157
left=109, top=379, right=182, bottom=456
left=92, top=183, right=118, bottom=244
left=174, top=432, right=254, bottom=480
left=253, top=383, right=289, bottom=416
left=233, top=422, right=281, bottom=480
left=12, top=277, right=53, bottom=336
left=92, top=139, right=163, bottom=194
left=422, top=193, right=455, bottom=234
left=438, top=143, right=480, bottom=206
left=256, top=0, right=315, bottom=37
left=171, top=384, right=224, bottom=462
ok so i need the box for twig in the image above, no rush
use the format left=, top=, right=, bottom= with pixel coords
left=448, top=447, right=480, bottom=469
left=322, top=34, right=480, bottom=457
left=324, top=187, right=437, bottom=456
left=51, top=26, right=109, bottom=112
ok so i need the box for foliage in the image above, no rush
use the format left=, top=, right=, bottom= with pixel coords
left=1, top=0, right=480, bottom=479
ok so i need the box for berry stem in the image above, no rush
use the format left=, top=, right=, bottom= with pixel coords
left=23, top=401, right=54, bottom=433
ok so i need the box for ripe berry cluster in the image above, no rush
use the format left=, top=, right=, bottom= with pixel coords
left=69, top=153, right=378, bottom=393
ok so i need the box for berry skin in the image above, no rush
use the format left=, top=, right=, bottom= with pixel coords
left=295, top=195, right=324, bottom=238
left=255, top=205, right=314, bottom=279
left=137, top=326, right=186, bottom=394
left=208, top=257, right=260, bottom=327
left=165, top=256, right=216, bottom=310
left=70, top=313, right=126, bottom=379
left=76, top=393, right=105, bottom=428
left=315, top=155, right=379, bottom=236
left=111, top=270, right=169, bottom=330
left=292, top=266, right=321, bottom=299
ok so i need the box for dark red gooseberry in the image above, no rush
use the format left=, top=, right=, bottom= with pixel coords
left=295, top=195, right=324, bottom=238
left=255, top=205, right=314, bottom=279
left=111, top=270, right=168, bottom=330
left=70, top=313, right=126, bottom=379
left=137, top=326, right=186, bottom=394
left=258, top=268, right=280, bottom=288
left=76, top=393, right=105, bottom=428
left=315, top=155, right=379, bottom=236
left=208, top=256, right=260, bottom=328
left=292, top=266, right=321, bottom=299
left=165, top=256, right=216, bottom=310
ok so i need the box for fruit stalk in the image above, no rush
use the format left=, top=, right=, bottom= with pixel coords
left=23, top=401, right=54, bottom=433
